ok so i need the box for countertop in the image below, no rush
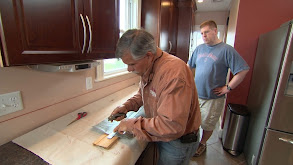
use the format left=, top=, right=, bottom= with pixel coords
left=0, top=84, right=147, bottom=165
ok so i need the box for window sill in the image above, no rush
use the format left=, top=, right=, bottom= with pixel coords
left=94, top=71, right=134, bottom=83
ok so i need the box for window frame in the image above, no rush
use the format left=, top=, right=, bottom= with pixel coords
left=95, top=0, right=141, bottom=82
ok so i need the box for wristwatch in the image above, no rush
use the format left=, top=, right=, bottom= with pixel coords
left=226, top=85, right=232, bottom=91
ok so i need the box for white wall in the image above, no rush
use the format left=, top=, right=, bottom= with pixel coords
left=0, top=66, right=139, bottom=146
left=226, top=0, right=240, bottom=46
left=194, top=11, right=229, bottom=25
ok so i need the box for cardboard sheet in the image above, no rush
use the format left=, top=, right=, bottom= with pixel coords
left=13, top=85, right=148, bottom=165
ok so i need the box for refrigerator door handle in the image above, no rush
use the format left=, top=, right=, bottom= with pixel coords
left=278, top=137, right=293, bottom=145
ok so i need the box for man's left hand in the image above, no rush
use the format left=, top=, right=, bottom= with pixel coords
left=213, top=86, right=230, bottom=96
left=113, top=118, right=137, bottom=135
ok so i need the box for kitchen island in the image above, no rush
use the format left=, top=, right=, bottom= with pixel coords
left=0, top=84, right=148, bottom=165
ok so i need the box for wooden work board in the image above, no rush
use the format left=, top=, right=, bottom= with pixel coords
left=93, top=134, right=119, bottom=149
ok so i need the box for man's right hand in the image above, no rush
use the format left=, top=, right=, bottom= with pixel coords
left=108, top=105, right=128, bottom=121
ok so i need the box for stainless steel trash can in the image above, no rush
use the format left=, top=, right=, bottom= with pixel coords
left=222, top=103, right=250, bottom=156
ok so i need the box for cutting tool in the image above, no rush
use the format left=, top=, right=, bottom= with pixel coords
left=107, top=112, right=126, bottom=122
left=67, top=112, right=87, bottom=126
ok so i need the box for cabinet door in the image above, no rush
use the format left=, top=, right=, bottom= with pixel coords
left=0, top=0, right=83, bottom=66
left=83, top=0, right=119, bottom=60
left=160, top=0, right=178, bottom=55
left=142, top=0, right=194, bottom=62
left=141, top=0, right=160, bottom=45
left=176, top=0, right=195, bottom=63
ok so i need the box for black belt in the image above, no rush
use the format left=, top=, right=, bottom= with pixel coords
left=179, top=130, right=198, bottom=143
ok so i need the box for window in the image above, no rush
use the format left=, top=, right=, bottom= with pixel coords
left=120, top=0, right=141, bottom=35
left=104, top=58, right=127, bottom=75
left=96, top=0, right=141, bottom=81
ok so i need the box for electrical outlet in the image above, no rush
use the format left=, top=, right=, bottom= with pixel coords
left=0, top=91, right=24, bottom=116
left=86, top=77, right=93, bottom=90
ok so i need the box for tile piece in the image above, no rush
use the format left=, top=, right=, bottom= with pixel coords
left=190, top=121, right=247, bottom=165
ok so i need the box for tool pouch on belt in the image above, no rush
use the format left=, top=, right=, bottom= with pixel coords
left=180, top=132, right=198, bottom=143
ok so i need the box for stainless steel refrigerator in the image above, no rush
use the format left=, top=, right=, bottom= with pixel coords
left=244, top=20, right=293, bottom=165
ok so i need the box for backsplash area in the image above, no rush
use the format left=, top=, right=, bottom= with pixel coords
left=0, top=66, right=139, bottom=146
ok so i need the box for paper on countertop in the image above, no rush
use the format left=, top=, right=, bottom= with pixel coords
left=12, top=85, right=148, bottom=165
left=92, top=106, right=145, bottom=138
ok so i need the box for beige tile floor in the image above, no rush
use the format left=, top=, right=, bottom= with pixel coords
left=189, top=123, right=248, bottom=165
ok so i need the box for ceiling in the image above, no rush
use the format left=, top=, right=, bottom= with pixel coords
left=195, top=0, right=232, bottom=12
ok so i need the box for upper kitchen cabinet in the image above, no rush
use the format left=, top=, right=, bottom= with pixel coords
left=176, top=0, right=196, bottom=63
left=0, top=0, right=119, bottom=66
left=82, top=0, right=119, bottom=60
left=141, top=0, right=196, bottom=63
left=141, top=0, right=160, bottom=45
left=160, top=0, right=178, bottom=55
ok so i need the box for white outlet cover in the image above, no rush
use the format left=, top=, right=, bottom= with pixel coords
left=86, top=77, right=93, bottom=90
left=0, top=91, right=24, bottom=116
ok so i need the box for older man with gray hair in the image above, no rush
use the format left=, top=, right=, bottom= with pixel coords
left=110, top=29, right=201, bottom=165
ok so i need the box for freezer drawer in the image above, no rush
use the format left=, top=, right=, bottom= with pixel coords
left=259, top=129, right=293, bottom=165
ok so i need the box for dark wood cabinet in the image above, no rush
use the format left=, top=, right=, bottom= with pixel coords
left=83, top=0, right=119, bottom=59
left=160, top=0, right=178, bottom=55
left=176, top=0, right=196, bottom=63
left=0, top=0, right=119, bottom=66
left=141, top=0, right=160, bottom=45
left=141, top=0, right=196, bottom=63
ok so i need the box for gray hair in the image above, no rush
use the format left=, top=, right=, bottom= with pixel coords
left=115, top=29, right=157, bottom=60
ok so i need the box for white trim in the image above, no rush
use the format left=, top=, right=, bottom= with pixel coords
left=104, top=68, right=127, bottom=76
left=94, top=70, right=133, bottom=83
left=95, top=60, right=104, bottom=82
left=95, top=0, right=141, bottom=82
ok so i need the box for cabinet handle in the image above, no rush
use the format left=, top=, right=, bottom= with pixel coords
left=279, top=137, right=293, bottom=145
left=80, top=14, right=87, bottom=54
left=168, top=41, right=172, bottom=53
left=85, top=15, right=92, bottom=53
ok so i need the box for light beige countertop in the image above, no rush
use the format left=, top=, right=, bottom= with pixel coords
left=13, top=84, right=148, bottom=165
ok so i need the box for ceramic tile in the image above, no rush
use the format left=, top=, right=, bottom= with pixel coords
left=211, top=142, right=247, bottom=165
left=190, top=145, right=238, bottom=165
left=190, top=121, right=247, bottom=165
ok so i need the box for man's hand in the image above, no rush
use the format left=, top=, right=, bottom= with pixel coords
left=213, top=85, right=230, bottom=96
left=109, top=105, right=128, bottom=121
left=113, top=118, right=137, bottom=135
left=108, top=112, right=126, bottom=122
